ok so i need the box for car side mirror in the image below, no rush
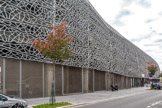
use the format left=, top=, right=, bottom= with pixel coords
left=2, top=98, right=7, bottom=101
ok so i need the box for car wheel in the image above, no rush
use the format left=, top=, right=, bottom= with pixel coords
left=12, top=104, right=18, bottom=108
left=12, top=104, right=24, bottom=108
left=19, top=105, right=24, bottom=108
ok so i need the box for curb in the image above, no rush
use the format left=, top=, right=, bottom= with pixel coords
left=28, top=89, right=150, bottom=108
left=28, top=103, right=88, bottom=108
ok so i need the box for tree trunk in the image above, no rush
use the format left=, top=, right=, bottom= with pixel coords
left=49, top=62, right=56, bottom=104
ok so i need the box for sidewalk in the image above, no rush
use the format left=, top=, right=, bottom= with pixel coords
left=27, top=87, right=151, bottom=108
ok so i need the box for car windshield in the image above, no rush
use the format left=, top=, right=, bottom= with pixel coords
left=0, top=94, right=11, bottom=98
left=153, top=83, right=158, bottom=86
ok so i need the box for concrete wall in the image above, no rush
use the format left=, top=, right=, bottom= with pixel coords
left=22, top=60, right=43, bottom=98
left=6, top=59, right=20, bottom=97
left=88, top=69, right=94, bottom=92
left=0, top=58, right=143, bottom=98
left=95, top=70, right=105, bottom=91
left=68, top=67, right=82, bottom=93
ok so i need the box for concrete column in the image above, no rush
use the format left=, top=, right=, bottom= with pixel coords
left=93, top=69, right=95, bottom=92
left=67, top=67, right=69, bottom=93
left=20, top=60, right=22, bottom=98
left=107, top=73, right=111, bottom=90
left=135, top=78, right=137, bottom=87
left=128, top=77, right=130, bottom=88
left=133, top=78, right=135, bottom=87
left=118, top=75, right=122, bottom=89
left=113, top=74, right=115, bottom=85
left=42, top=63, right=45, bottom=97
left=53, top=64, right=55, bottom=95
left=125, top=77, right=127, bottom=88
left=62, top=66, right=64, bottom=95
left=82, top=68, right=84, bottom=93
left=121, top=76, right=124, bottom=89
left=3, top=58, right=5, bottom=94
left=105, top=72, right=108, bottom=90
left=131, top=78, right=133, bottom=87
left=126, top=77, right=128, bottom=89
left=84, top=69, right=89, bottom=93
left=129, top=78, right=131, bottom=88
left=133, top=78, right=134, bottom=87
left=133, top=78, right=136, bottom=87
left=109, top=73, right=113, bottom=86
left=131, top=78, right=132, bottom=88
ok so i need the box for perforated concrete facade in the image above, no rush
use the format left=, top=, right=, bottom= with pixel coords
left=0, top=0, right=159, bottom=78
left=0, top=0, right=160, bottom=98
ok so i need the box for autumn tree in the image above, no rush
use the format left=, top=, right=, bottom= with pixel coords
left=146, top=62, right=157, bottom=76
left=146, top=62, right=158, bottom=89
left=32, top=22, right=73, bottom=104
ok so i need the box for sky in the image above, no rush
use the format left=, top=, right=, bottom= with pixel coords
left=89, top=0, right=162, bottom=70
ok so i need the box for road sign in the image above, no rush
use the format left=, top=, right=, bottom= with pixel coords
left=149, top=74, right=152, bottom=77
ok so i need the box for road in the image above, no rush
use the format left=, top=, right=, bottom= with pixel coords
left=72, top=90, right=162, bottom=108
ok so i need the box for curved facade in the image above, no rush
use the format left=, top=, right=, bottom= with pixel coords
left=0, top=0, right=160, bottom=78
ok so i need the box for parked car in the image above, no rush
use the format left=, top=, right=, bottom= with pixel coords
left=0, top=94, right=27, bottom=108
left=152, top=83, right=161, bottom=90
left=144, top=83, right=151, bottom=87
left=159, top=82, right=162, bottom=88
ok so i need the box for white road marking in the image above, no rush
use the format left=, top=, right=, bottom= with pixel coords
left=147, top=101, right=162, bottom=108
left=70, top=91, right=152, bottom=108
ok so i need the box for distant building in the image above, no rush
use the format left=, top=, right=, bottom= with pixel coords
left=0, top=0, right=160, bottom=98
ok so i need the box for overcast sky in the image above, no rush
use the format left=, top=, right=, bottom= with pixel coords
left=89, top=0, right=162, bottom=70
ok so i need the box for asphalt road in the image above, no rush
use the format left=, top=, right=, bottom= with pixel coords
left=73, top=90, right=162, bottom=108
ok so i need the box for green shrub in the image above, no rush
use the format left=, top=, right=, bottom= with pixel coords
left=146, top=88, right=158, bottom=90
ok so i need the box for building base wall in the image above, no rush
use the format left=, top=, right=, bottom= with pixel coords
left=0, top=58, right=144, bottom=98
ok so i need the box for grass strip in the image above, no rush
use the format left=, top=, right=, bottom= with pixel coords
left=146, top=88, right=159, bottom=90
left=33, top=102, right=72, bottom=108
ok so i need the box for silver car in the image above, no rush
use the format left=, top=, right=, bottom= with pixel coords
left=0, top=94, right=27, bottom=108
left=159, top=82, right=162, bottom=88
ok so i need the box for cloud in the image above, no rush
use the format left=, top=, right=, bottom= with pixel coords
left=117, top=10, right=131, bottom=18
left=144, top=43, right=160, bottom=46
left=113, top=20, right=125, bottom=26
left=159, top=11, right=162, bottom=16
left=159, top=46, right=162, bottom=49
left=114, top=10, right=131, bottom=26
left=145, top=19, right=153, bottom=23
left=138, top=0, right=151, bottom=8
left=122, top=0, right=151, bottom=8
left=154, top=39, right=162, bottom=43
left=131, top=39, right=141, bottom=42
left=145, top=50, right=152, bottom=52
left=130, top=34, right=151, bottom=42
left=122, top=0, right=134, bottom=6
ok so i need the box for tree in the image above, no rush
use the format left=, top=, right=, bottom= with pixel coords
left=32, top=22, right=73, bottom=104
left=146, top=62, right=157, bottom=76
left=159, top=73, right=162, bottom=78
left=146, top=62, right=158, bottom=89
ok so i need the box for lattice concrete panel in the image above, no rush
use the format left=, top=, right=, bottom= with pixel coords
left=0, top=0, right=160, bottom=77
